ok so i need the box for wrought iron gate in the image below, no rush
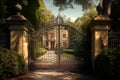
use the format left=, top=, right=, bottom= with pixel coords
left=34, top=50, right=79, bottom=70
left=108, top=32, right=120, bottom=48
left=29, top=23, right=82, bottom=71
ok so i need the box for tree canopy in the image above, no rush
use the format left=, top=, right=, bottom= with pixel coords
left=0, top=0, right=120, bottom=31
left=0, top=0, right=54, bottom=29
left=53, top=0, right=94, bottom=11
left=53, top=0, right=120, bottom=32
left=22, top=0, right=54, bottom=29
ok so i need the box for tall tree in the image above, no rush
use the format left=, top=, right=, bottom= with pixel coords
left=73, top=6, right=97, bottom=71
left=75, top=4, right=97, bottom=31
left=22, top=0, right=54, bottom=29
left=53, top=0, right=95, bottom=11
left=0, top=0, right=54, bottom=29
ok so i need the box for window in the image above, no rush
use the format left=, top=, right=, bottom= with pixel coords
left=63, top=34, right=66, bottom=38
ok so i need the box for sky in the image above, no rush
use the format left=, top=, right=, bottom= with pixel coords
left=44, top=0, right=99, bottom=22
left=44, top=0, right=84, bottom=22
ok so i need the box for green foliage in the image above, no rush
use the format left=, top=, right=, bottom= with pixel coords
left=95, top=48, right=120, bottom=80
left=75, top=27, right=92, bottom=72
left=64, top=19, right=81, bottom=50
left=0, top=48, right=26, bottom=78
left=0, top=0, right=54, bottom=29
left=33, top=48, right=47, bottom=59
left=22, top=0, right=54, bottom=29
left=75, top=6, right=97, bottom=30
left=72, top=8, right=97, bottom=72
left=53, top=0, right=73, bottom=12
left=53, top=0, right=95, bottom=11
left=62, top=53, right=75, bottom=59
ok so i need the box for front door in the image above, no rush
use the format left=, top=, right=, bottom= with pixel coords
left=50, top=41, right=55, bottom=50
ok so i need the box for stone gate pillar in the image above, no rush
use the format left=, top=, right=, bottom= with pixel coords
left=90, top=15, right=111, bottom=69
left=7, top=3, right=34, bottom=70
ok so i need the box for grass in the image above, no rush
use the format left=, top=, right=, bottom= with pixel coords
left=62, top=49, right=75, bottom=54
left=62, top=53, right=75, bottom=59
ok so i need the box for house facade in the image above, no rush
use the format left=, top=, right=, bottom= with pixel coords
left=43, top=27, right=69, bottom=50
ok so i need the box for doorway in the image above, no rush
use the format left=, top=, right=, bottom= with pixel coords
left=50, top=41, right=55, bottom=50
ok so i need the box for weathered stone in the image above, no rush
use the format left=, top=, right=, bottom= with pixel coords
left=89, top=15, right=111, bottom=69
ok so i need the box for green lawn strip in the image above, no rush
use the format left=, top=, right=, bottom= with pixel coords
left=61, top=53, right=75, bottom=59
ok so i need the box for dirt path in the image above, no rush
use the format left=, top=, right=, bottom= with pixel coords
left=16, top=70, right=98, bottom=80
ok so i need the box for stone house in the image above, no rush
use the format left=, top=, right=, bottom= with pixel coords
left=42, top=27, right=69, bottom=50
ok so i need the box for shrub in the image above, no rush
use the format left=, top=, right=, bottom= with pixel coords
left=34, top=48, right=47, bottom=59
left=74, top=27, right=92, bottom=72
left=95, top=48, right=120, bottom=80
left=0, top=48, right=26, bottom=78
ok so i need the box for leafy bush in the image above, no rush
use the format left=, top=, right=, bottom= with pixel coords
left=34, top=48, right=47, bottom=59
left=95, top=48, right=120, bottom=80
left=74, top=27, right=92, bottom=72
left=0, top=48, right=26, bottom=78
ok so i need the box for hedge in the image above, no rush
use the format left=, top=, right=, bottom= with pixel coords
left=33, top=48, right=47, bottom=59
left=95, top=48, right=120, bottom=80
left=0, top=47, right=26, bottom=79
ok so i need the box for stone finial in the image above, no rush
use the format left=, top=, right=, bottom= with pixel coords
left=97, top=0, right=111, bottom=16
left=7, top=3, right=26, bottom=20
left=15, top=3, right=22, bottom=14
left=96, top=3, right=103, bottom=15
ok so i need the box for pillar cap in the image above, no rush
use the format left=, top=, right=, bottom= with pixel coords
left=15, top=3, right=22, bottom=12
left=94, top=15, right=111, bottom=21
left=88, top=15, right=111, bottom=28
left=7, top=14, right=26, bottom=20
left=7, top=3, right=26, bottom=20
